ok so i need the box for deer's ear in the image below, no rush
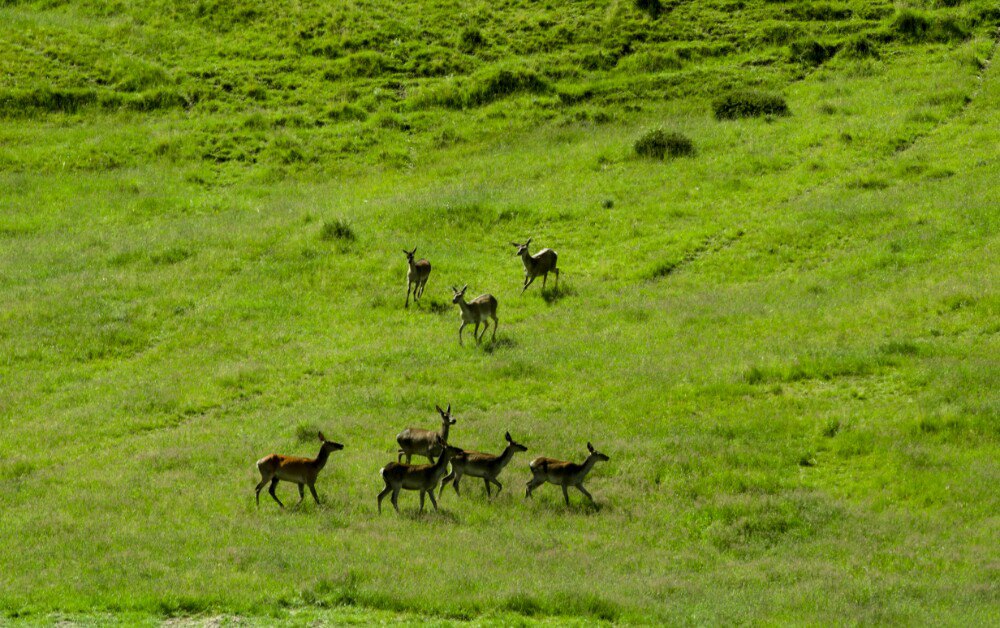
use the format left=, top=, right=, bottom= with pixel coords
left=510, top=241, right=519, bottom=247
left=436, top=405, right=444, bottom=414
left=587, top=442, right=595, bottom=453
left=526, top=237, right=532, bottom=245
left=447, top=403, right=451, bottom=413
left=506, top=431, right=512, bottom=442
left=318, top=431, right=326, bottom=442
left=461, top=284, right=468, bottom=292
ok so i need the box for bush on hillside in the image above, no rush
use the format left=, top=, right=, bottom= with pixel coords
left=320, top=218, right=356, bottom=242
left=840, top=34, right=880, bottom=59
left=459, top=27, right=485, bottom=51
left=789, top=39, right=840, bottom=66
left=892, top=9, right=969, bottom=43
left=634, top=129, right=695, bottom=159
left=713, top=90, right=789, bottom=120
left=634, top=0, right=663, bottom=19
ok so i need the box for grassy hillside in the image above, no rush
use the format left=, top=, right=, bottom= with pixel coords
left=1, top=0, right=998, bottom=623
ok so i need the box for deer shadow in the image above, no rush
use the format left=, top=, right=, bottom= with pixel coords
left=540, top=283, right=575, bottom=305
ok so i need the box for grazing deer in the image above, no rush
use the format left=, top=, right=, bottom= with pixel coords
left=440, top=431, right=528, bottom=499
left=397, top=404, right=456, bottom=464
left=378, top=436, right=463, bottom=513
left=525, top=442, right=609, bottom=506
left=451, top=284, right=499, bottom=346
left=403, top=247, right=431, bottom=308
left=255, top=432, right=344, bottom=508
left=512, top=238, right=559, bottom=293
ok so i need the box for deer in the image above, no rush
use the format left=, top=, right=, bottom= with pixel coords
left=255, top=432, right=344, bottom=508
left=378, top=436, right=463, bottom=513
left=396, top=404, right=456, bottom=464
left=525, top=442, right=609, bottom=506
left=511, top=238, right=559, bottom=293
left=403, top=247, right=431, bottom=308
left=440, top=431, right=528, bottom=499
left=451, top=284, right=499, bottom=346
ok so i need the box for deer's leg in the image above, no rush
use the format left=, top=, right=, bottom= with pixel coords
left=542, top=272, right=547, bottom=289
left=478, top=319, right=489, bottom=342
left=491, top=315, right=498, bottom=342
left=522, top=275, right=535, bottom=294
left=406, top=281, right=412, bottom=308
left=458, top=322, right=467, bottom=346
left=553, top=267, right=559, bottom=287
left=561, top=484, right=571, bottom=506
left=453, top=470, right=463, bottom=496
left=473, top=322, right=481, bottom=344
left=309, top=483, right=321, bottom=504
left=419, top=490, right=426, bottom=512
left=391, top=487, right=400, bottom=513
left=405, top=453, right=412, bottom=464
left=427, top=489, right=439, bottom=511
left=525, top=475, right=544, bottom=498
left=397, top=449, right=405, bottom=463
left=268, top=478, right=284, bottom=508
left=440, top=470, right=455, bottom=497
left=575, top=484, right=594, bottom=503
left=255, top=476, right=270, bottom=506
left=491, top=478, right=503, bottom=497
left=297, top=483, right=305, bottom=504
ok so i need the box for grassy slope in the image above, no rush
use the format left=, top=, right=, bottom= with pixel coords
left=1, top=0, right=998, bottom=623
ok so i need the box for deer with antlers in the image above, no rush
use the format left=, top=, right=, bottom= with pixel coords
left=378, top=436, right=463, bottom=513
left=255, top=432, right=344, bottom=508
left=451, top=284, right=499, bottom=346
left=403, top=247, right=431, bottom=308
left=397, top=404, right=456, bottom=464
left=525, top=442, right=609, bottom=506
left=512, top=238, right=559, bottom=293
left=440, top=431, right=528, bottom=499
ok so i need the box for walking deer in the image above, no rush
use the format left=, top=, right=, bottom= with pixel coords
left=452, top=284, right=499, bottom=346
left=512, top=238, right=559, bottom=293
left=378, top=436, right=463, bottom=513
left=255, top=432, right=344, bottom=508
left=403, top=247, right=431, bottom=308
left=525, top=442, right=609, bottom=506
left=397, top=404, right=456, bottom=464
left=440, top=431, right=528, bottom=499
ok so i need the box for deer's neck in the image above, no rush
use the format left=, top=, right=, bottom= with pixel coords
left=313, top=446, right=331, bottom=471
left=519, top=249, right=535, bottom=268
left=578, top=454, right=600, bottom=477
left=495, top=444, right=518, bottom=471
left=457, top=298, right=473, bottom=315
left=440, top=420, right=451, bottom=442
left=431, top=450, right=452, bottom=477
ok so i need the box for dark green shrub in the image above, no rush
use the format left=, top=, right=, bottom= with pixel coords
left=713, top=90, right=789, bottom=119
left=789, top=39, right=840, bottom=66
left=634, top=0, right=663, bottom=19
left=892, top=9, right=969, bottom=42
left=464, top=67, right=549, bottom=107
left=840, top=34, right=880, bottom=59
left=634, top=129, right=695, bottom=159
left=459, top=27, right=485, bottom=51
left=320, top=218, right=355, bottom=242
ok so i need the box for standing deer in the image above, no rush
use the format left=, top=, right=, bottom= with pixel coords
left=255, top=432, right=344, bottom=508
left=377, top=436, right=463, bottom=513
left=440, top=431, right=528, bottom=499
left=525, top=442, right=609, bottom=506
left=403, top=247, right=431, bottom=308
left=512, top=238, right=559, bottom=293
left=396, top=404, right=456, bottom=464
left=452, top=284, right=499, bottom=346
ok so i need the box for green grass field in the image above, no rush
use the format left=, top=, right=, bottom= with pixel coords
left=2, top=0, right=998, bottom=624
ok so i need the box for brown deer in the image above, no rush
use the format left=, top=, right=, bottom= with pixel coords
left=452, top=284, right=499, bottom=346
left=255, top=432, right=344, bottom=508
left=512, top=238, right=559, bottom=293
left=403, top=247, right=431, bottom=308
left=440, top=431, right=528, bottom=499
left=525, top=442, right=609, bottom=506
left=377, top=436, right=463, bottom=513
left=396, top=404, right=456, bottom=464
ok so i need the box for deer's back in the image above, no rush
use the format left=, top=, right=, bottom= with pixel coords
left=469, top=294, right=497, bottom=313
left=532, top=248, right=557, bottom=270
left=410, top=259, right=431, bottom=278
left=454, top=450, right=499, bottom=475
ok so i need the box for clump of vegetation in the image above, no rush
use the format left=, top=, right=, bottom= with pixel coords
left=789, top=39, right=840, bottom=66
left=320, top=218, right=356, bottom=242
left=840, top=34, right=880, bottom=59
left=459, top=27, right=485, bottom=52
left=713, top=90, right=790, bottom=119
left=634, top=0, right=663, bottom=19
left=892, top=9, right=969, bottom=43
left=634, top=128, right=694, bottom=159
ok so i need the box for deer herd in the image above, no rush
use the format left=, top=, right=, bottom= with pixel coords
left=255, top=238, right=611, bottom=514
